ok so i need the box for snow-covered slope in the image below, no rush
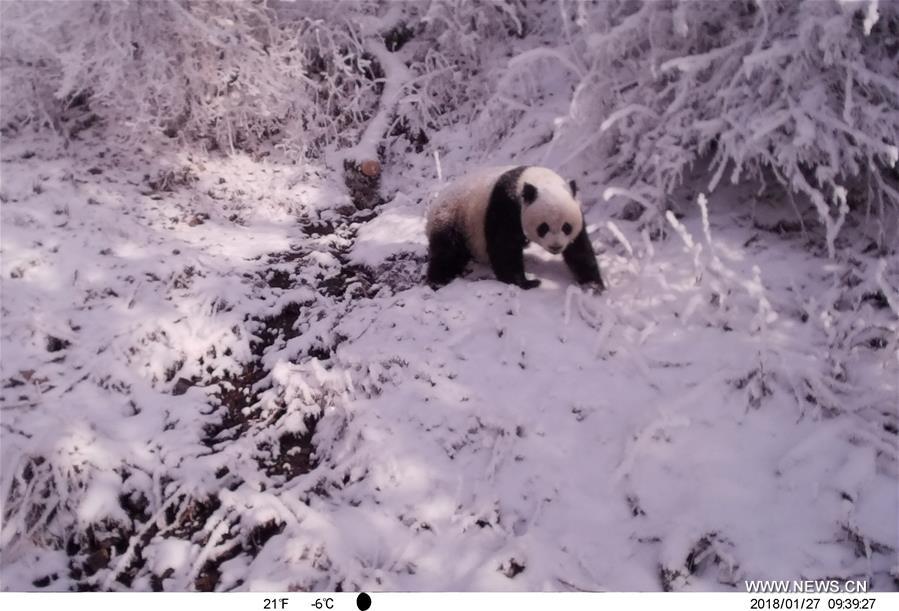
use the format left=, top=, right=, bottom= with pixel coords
left=1, top=131, right=897, bottom=591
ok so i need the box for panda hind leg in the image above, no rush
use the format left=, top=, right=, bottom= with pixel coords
left=427, top=225, right=471, bottom=288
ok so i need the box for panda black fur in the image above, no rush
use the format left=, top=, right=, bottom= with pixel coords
left=425, top=165, right=605, bottom=290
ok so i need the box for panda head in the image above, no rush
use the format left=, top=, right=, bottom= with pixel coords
left=517, top=166, right=583, bottom=255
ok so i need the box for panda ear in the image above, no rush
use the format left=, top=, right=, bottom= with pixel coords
left=569, top=180, right=578, bottom=197
left=522, top=182, right=538, bottom=204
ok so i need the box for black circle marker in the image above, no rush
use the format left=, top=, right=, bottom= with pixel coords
left=356, top=592, right=372, bottom=611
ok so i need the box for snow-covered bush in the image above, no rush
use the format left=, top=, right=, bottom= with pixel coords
left=399, top=0, right=529, bottom=143
left=0, top=0, right=522, bottom=158
left=506, top=0, right=899, bottom=251
left=0, top=1, right=295, bottom=151
left=2, top=0, right=897, bottom=245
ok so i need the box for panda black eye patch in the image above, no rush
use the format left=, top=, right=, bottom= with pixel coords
left=537, top=223, right=550, bottom=238
left=562, top=222, right=572, bottom=235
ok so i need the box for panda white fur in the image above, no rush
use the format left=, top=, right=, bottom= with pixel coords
left=426, top=165, right=605, bottom=290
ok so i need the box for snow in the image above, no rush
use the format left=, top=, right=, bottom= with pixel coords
left=2, top=127, right=896, bottom=592
left=145, top=539, right=193, bottom=576
left=350, top=197, right=427, bottom=267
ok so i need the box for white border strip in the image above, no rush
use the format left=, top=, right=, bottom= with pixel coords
left=0, top=592, right=895, bottom=611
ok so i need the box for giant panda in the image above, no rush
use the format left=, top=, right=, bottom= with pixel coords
left=425, top=165, right=605, bottom=290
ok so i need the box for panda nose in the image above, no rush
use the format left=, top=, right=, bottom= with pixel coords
left=548, top=245, right=563, bottom=254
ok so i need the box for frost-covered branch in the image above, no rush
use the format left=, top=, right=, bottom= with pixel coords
left=487, top=0, right=899, bottom=250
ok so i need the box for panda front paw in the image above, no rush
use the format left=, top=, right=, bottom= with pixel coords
left=520, top=278, right=541, bottom=290
left=581, top=280, right=605, bottom=294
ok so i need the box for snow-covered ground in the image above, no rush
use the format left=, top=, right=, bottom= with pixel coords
left=1, top=128, right=897, bottom=592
